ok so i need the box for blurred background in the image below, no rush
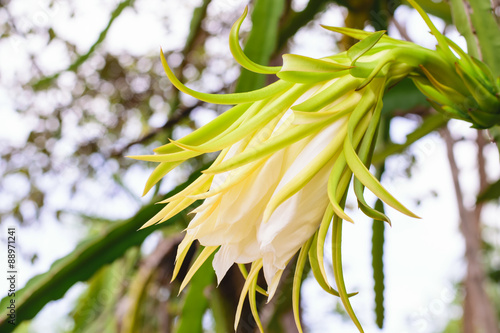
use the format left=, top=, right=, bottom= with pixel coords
left=0, top=0, right=499, bottom=332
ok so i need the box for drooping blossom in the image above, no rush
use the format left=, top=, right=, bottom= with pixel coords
left=132, top=1, right=500, bottom=331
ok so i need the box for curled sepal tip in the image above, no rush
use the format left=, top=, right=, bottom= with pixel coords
left=293, top=237, right=313, bottom=333
left=230, top=6, right=281, bottom=75
left=249, top=276, right=265, bottom=333
left=235, top=260, right=263, bottom=331
left=332, top=217, right=365, bottom=332
left=178, top=245, right=218, bottom=294
left=160, top=48, right=291, bottom=105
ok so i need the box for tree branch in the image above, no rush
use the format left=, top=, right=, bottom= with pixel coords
left=441, top=126, right=499, bottom=333
left=32, top=0, right=135, bottom=90
left=109, top=101, right=203, bottom=157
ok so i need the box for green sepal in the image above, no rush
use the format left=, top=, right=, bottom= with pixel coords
left=320, top=26, right=407, bottom=47
left=442, top=36, right=491, bottom=87
left=249, top=276, right=264, bottom=333
left=292, top=76, right=362, bottom=112
left=130, top=150, right=201, bottom=163
left=292, top=93, right=360, bottom=124
left=406, top=0, right=457, bottom=64
left=207, top=112, right=346, bottom=175
left=455, top=62, right=500, bottom=113
left=142, top=161, right=182, bottom=196
left=238, top=264, right=268, bottom=296
left=292, top=237, right=313, bottom=333
left=161, top=49, right=292, bottom=104
left=354, top=59, right=391, bottom=91
left=154, top=103, right=252, bottom=154
left=412, top=77, right=450, bottom=105
left=419, top=65, right=468, bottom=106
left=277, top=54, right=351, bottom=83
left=172, top=236, right=195, bottom=282
left=470, top=57, right=498, bottom=92
left=348, top=31, right=386, bottom=63
left=344, top=85, right=419, bottom=218
left=308, top=207, right=357, bottom=298
left=438, top=103, right=471, bottom=121
left=332, top=210, right=364, bottom=332
left=179, top=246, right=219, bottom=294
left=229, top=6, right=282, bottom=75
left=327, top=106, right=373, bottom=222
left=352, top=98, right=391, bottom=224
left=327, top=155, right=353, bottom=222
left=235, top=260, right=263, bottom=331
left=467, top=107, right=500, bottom=129
left=178, top=84, right=310, bottom=154
left=308, top=232, right=341, bottom=296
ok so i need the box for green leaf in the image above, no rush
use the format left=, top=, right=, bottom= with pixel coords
left=174, top=251, right=215, bottom=333
left=448, top=0, right=480, bottom=58
left=402, top=0, right=453, bottom=23
left=0, top=170, right=203, bottom=332
left=71, top=250, right=139, bottom=332
left=209, top=288, right=235, bottom=333
left=184, top=0, right=211, bottom=56
left=488, top=125, right=500, bottom=157
left=467, top=0, right=500, bottom=77
left=477, top=178, right=500, bottom=202
left=371, top=199, right=386, bottom=329
left=117, top=248, right=160, bottom=333
left=277, top=0, right=332, bottom=52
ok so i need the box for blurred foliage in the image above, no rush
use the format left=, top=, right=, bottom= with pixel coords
left=0, top=0, right=499, bottom=332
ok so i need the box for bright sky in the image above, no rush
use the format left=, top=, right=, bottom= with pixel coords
left=1, top=0, right=499, bottom=332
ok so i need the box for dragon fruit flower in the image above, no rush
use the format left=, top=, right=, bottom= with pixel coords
left=131, top=1, right=500, bottom=331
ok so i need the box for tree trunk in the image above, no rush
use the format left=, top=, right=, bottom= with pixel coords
left=442, top=128, right=499, bottom=333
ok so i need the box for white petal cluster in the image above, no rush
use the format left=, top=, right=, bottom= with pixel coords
left=180, top=104, right=347, bottom=296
